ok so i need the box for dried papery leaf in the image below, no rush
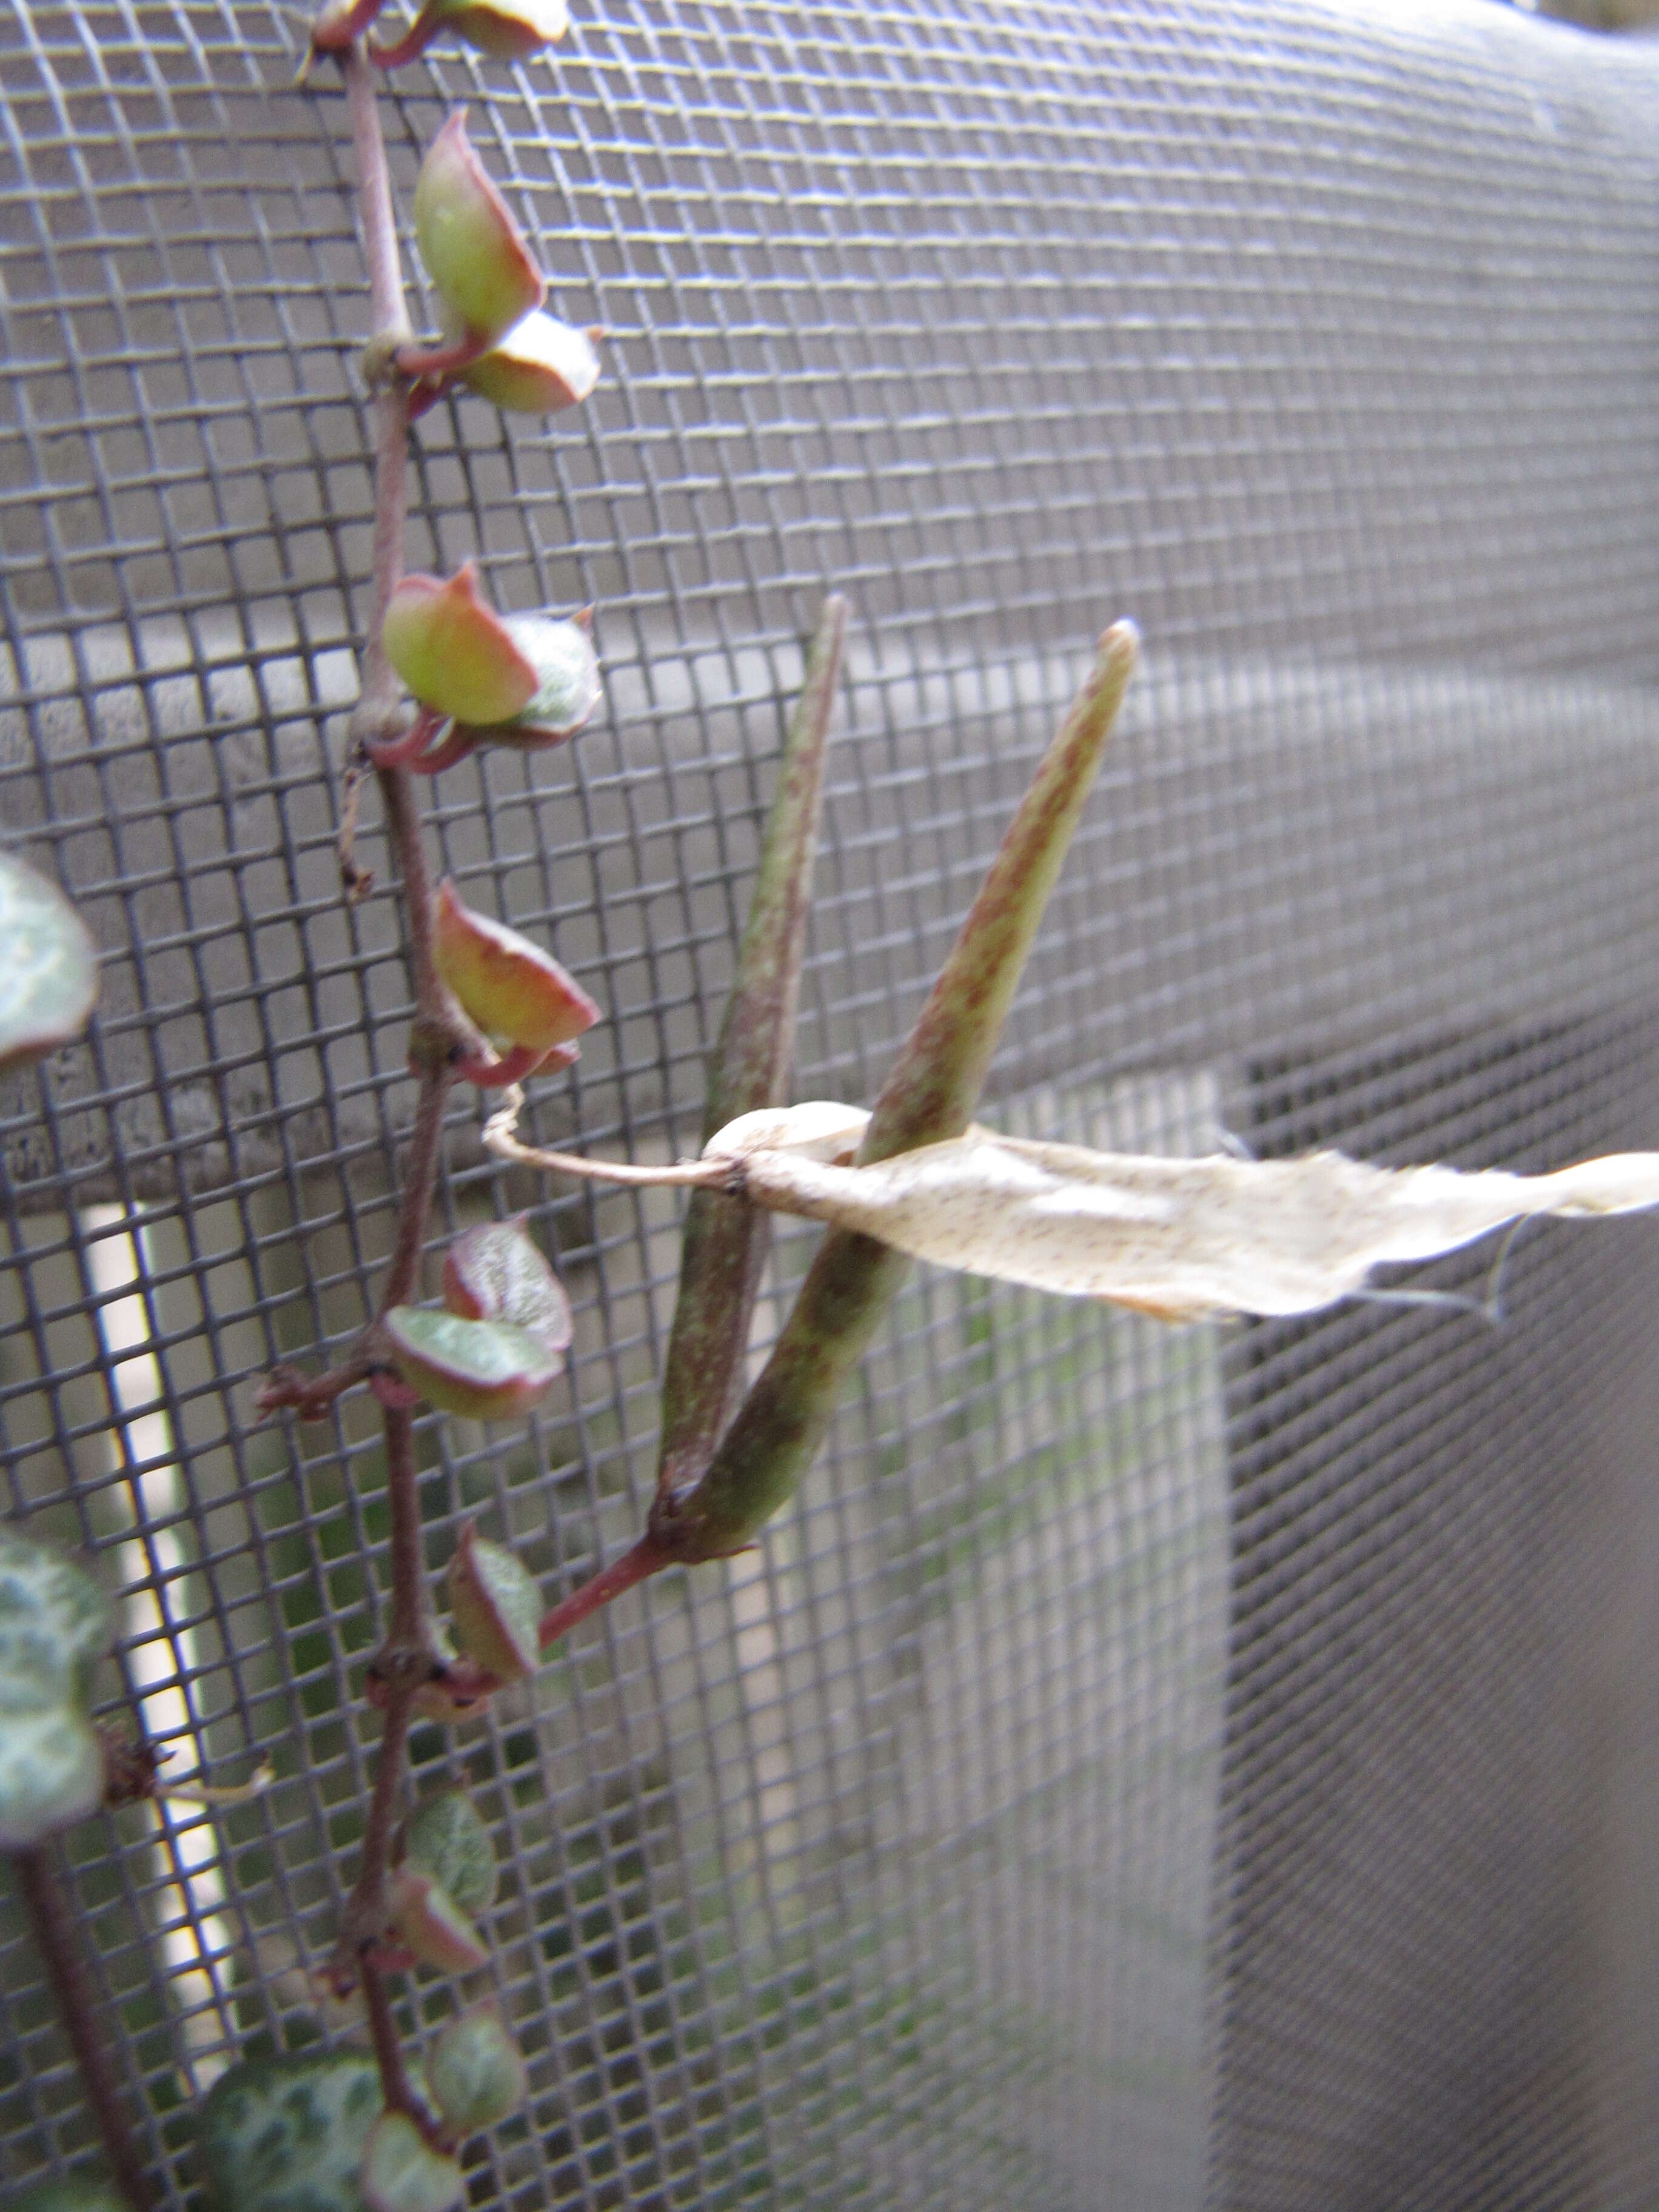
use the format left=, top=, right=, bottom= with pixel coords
left=0, top=854, right=98, bottom=1076
left=655, top=594, right=847, bottom=1510
left=650, top=623, right=1139, bottom=1563
left=446, top=1525, right=541, bottom=1683
left=199, top=2051, right=381, bottom=2212
left=443, top=1218, right=572, bottom=1349
left=413, top=110, right=545, bottom=348
left=383, top=1306, right=562, bottom=1421
left=382, top=567, right=538, bottom=728
left=386, top=1867, right=490, bottom=1976
left=399, top=1786, right=497, bottom=1918
left=432, top=879, right=600, bottom=1061
left=360, top=2115, right=465, bottom=2212
left=704, top=1107, right=1659, bottom=1321
left=427, top=2004, right=526, bottom=2136
left=461, top=311, right=598, bottom=414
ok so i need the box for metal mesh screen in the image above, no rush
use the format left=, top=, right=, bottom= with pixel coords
left=4, top=0, right=1659, bottom=2204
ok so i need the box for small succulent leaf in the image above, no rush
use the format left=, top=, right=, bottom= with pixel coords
left=310, top=0, right=390, bottom=49
left=0, top=1706, right=105, bottom=1848
left=413, top=110, right=545, bottom=347
left=0, top=854, right=98, bottom=1076
left=443, top=1218, right=572, bottom=1349
left=427, top=2005, right=526, bottom=2136
left=437, top=0, right=567, bottom=55
left=16, top=2174, right=131, bottom=2212
left=400, top=1786, right=497, bottom=1918
left=382, top=567, right=538, bottom=728
left=704, top=1109, right=1659, bottom=1322
left=446, top=1525, right=540, bottom=1683
left=198, top=2051, right=382, bottom=2212
left=386, top=1868, right=490, bottom=1975
left=495, top=615, right=602, bottom=739
left=0, top=1529, right=113, bottom=1722
left=360, top=2115, right=465, bottom=2212
left=432, top=880, right=600, bottom=1059
left=461, top=312, right=598, bottom=414
left=0, top=1529, right=112, bottom=1669
left=383, top=1307, right=562, bottom=1421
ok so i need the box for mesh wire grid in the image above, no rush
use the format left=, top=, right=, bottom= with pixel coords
left=2, top=0, right=1659, bottom=2205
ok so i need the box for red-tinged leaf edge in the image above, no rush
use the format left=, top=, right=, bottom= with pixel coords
left=432, top=879, right=601, bottom=1059
left=447, top=1523, right=540, bottom=1681
left=382, top=566, right=539, bottom=728
left=386, top=1867, right=489, bottom=1976
left=382, top=1305, right=562, bottom=1421
left=443, top=1217, right=572, bottom=1348
left=412, top=110, right=545, bottom=349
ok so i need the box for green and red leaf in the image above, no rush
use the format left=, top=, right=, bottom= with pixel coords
left=462, top=312, right=600, bottom=414
left=427, top=2005, right=526, bottom=2137
left=386, top=1867, right=490, bottom=1976
left=432, top=879, right=600, bottom=1062
left=490, top=614, right=602, bottom=742
left=382, top=1306, right=562, bottom=1421
left=382, top=566, right=538, bottom=728
left=412, top=110, right=545, bottom=348
left=443, top=1218, right=571, bottom=1348
left=399, top=1787, right=496, bottom=1919
left=446, top=1524, right=540, bottom=1683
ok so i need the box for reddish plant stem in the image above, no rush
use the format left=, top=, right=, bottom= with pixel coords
left=14, top=1844, right=152, bottom=2211
left=327, top=42, right=458, bottom=2069
left=338, top=1659, right=415, bottom=1965
left=538, top=1533, right=672, bottom=1651
left=358, top=1952, right=420, bottom=2122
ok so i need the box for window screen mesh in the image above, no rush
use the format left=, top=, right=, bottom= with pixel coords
left=3, top=0, right=1659, bottom=2206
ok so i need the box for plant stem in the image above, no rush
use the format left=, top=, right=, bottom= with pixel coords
left=359, top=1952, right=420, bottom=2122
left=326, top=41, right=459, bottom=2063
left=538, top=1532, right=671, bottom=1650
left=380, top=1059, right=454, bottom=1315
left=13, top=1844, right=152, bottom=2211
